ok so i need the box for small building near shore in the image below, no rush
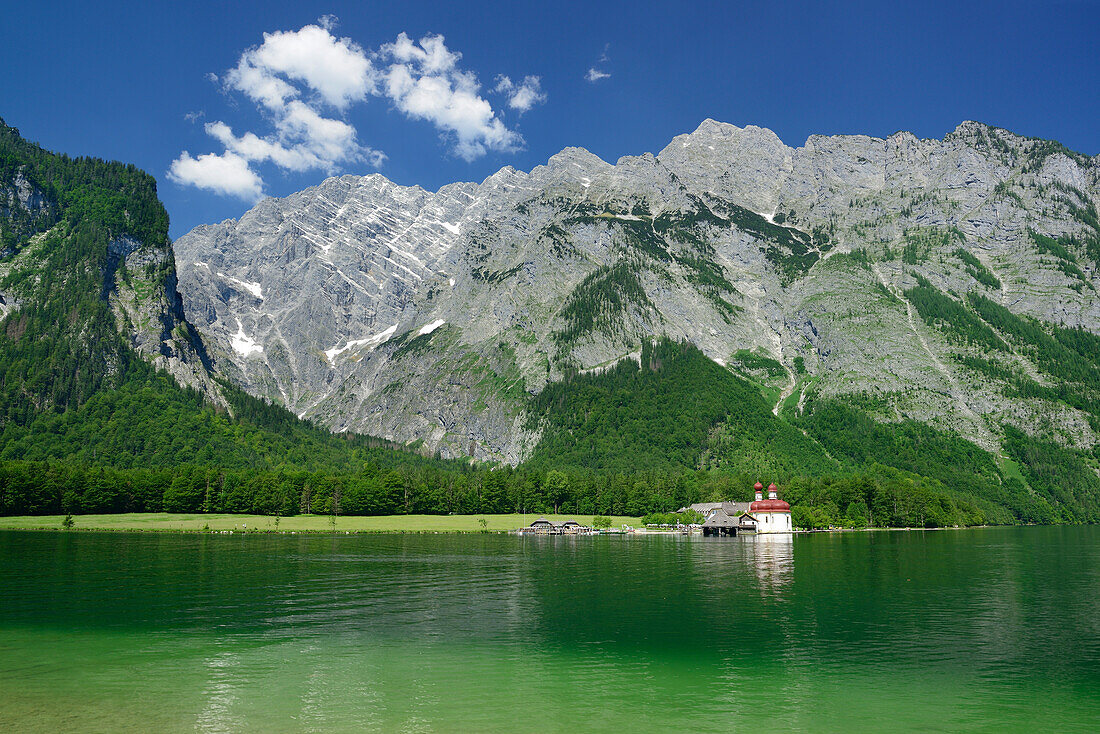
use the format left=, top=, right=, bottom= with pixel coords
left=701, top=507, right=761, bottom=536
left=525, top=518, right=588, bottom=535
left=701, top=508, right=739, bottom=536
left=736, top=512, right=758, bottom=531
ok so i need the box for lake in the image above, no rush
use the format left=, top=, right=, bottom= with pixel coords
left=1, top=527, right=1098, bottom=732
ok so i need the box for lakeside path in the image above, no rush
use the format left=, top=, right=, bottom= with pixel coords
left=0, top=512, right=643, bottom=533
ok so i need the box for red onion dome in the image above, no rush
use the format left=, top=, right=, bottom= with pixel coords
left=750, top=498, right=791, bottom=512
left=753, top=482, right=764, bottom=491
left=767, top=483, right=778, bottom=491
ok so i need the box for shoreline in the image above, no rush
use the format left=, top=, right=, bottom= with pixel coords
left=0, top=512, right=1015, bottom=535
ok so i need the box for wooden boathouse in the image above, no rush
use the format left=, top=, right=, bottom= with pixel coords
left=523, top=518, right=588, bottom=535
left=701, top=507, right=758, bottom=536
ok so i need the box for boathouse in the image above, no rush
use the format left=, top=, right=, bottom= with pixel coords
left=701, top=508, right=739, bottom=536
left=701, top=507, right=760, bottom=536
left=526, top=518, right=587, bottom=535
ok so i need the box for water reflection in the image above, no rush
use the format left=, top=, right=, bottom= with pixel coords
left=748, top=533, right=794, bottom=592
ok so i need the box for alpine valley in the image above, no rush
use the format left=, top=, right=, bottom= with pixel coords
left=3, top=116, right=1100, bottom=525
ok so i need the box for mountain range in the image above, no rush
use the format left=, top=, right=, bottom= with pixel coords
left=3, top=115, right=1100, bottom=524
left=176, top=119, right=1100, bottom=464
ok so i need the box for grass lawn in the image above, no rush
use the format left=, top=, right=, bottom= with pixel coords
left=0, top=512, right=643, bottom=533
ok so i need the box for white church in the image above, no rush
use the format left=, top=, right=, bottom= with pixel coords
left=749, top=482, right=793, bottom=533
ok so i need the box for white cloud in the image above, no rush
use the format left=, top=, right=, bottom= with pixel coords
left=280, top=103, right=366, bottom=164
left=586, top=44, right=611, bottom=83
left=379, top=33, right=522, bottom=161
left=585, top=68, right=611, bottom=82
left=383, top=32, right=460, bottom=75
left=494, top=75, right=547, bottom=113
left=225, top=57, right=298, bottom=110
left=172, top=17, right=379, bottom=196
left=172, top=22, right=541, bottom=198
left=168, top=151, right=264, bottom=201
left=205, top=121, right=322, bottom=172
left=237, top=23, right=376, bottom=109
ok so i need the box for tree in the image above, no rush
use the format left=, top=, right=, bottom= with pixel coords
left=845, top=499, right=870, bottom=528
left=592, top=515, right=612, bottom=529
left=545, top=470, right=569, bottom=513
left=679, top=509, right=704, bottom=525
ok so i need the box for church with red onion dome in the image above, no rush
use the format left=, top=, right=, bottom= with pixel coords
left=750, top=482, right=792, bottom=534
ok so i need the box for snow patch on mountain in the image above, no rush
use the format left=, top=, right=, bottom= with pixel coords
left=324, top=324, right=398, bottom=364
left=230, top=319, right=263, bottom=357
left=419, top=319, right=446, bottom=335
left=218, top=272, right=263, bottom=299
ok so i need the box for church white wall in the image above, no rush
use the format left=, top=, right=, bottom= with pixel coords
left=756, top=512, right=792, bottom=534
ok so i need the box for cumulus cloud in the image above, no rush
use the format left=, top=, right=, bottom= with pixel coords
left=206, top=121, right=321, bottom=172
left=379, top=33, right=522, bottom=161
left=168, top=151, right=264, bottom=201
left=494, top=75, right=547, bottom=113
left=230, top=23, right=376, bottom=109
left=171, top=21, right=540, bottom=198
left=171, top=18, right=379, bottom=198
left=383, top=32, right=461, bottom=75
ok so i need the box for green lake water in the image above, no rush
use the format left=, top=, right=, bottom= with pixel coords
left=1, top=526, right=1098, bottom=732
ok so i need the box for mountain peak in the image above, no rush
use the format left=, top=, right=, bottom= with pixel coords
left=658, top=119, right=792, bottom=214
left=548, top=146, right=608, bottom=168
left=673, top=119, right=786, bottom=148
left=952, top=120, right=993, bottom=136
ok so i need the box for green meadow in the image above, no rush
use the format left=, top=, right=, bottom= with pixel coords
left=0, top=512, right=642, bottom=533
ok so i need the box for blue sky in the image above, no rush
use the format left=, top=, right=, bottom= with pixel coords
left=2, top=0, right=1098, bottom=238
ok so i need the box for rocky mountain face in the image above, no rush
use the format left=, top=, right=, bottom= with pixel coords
left=0, top=118, right=222, bottom=415
left=175, top=120, right=1100, bottom=463
left=102, top=233, right=224, bottom=403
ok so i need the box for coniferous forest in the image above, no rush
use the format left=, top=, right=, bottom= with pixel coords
left=1, top=118, right=1099, bottom=528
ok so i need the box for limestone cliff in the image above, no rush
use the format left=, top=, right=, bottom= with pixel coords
left=175, top=120, right=1100, bottom=462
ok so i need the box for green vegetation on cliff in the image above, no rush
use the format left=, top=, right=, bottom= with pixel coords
left=526, top=338, right=826, bottom=474
left=521, top=337, right=1066, bottom=527
left=0, top=118, right=176, bottom=422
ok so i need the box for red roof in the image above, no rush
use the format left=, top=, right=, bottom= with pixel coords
left=750, top=498, right=790, bottom=512
left=753, top=482, right=764, bottom=490
left=767, top=483, right=778, bottom=491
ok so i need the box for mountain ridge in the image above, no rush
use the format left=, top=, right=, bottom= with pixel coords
left=175, top=117, right=1100, bottom=467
